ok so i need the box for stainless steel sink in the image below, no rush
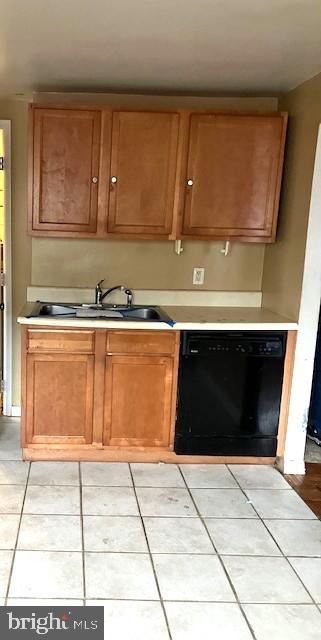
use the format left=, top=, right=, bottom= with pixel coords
left=38, top=304, right=77, bottom=316
left=28, top=302, right=173, bottom=323
left=121, top=307, right=165, bottom=320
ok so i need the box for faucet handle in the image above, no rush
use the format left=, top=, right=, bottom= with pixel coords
left=124, top=288, right=133, bottom=307
left=95, top=279, right=106, bottom=305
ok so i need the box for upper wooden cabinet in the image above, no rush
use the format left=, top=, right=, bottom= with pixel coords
left=28, top=104, right=287, bottom=243
left=107, top=111, right=179, bottom=235
left=180, top=113, right=287, bottom=242
left=29, top=107, right=102, bottom=235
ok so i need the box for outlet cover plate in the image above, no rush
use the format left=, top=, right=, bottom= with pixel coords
left=193, top=267, right=205, bottom=285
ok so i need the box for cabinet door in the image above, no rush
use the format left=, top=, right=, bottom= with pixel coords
left=25, top=353, right=94, bottom=445
left=107, top=111, right=179, bottom=236
left=103, top=355, right=174, bottom=447
left=182, top=114, right=286, bottom=240
left=30, top=107, right=101, bottom=234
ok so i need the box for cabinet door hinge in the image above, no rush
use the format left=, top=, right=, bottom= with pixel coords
left=0, top=303, right=4, bottom=311
left=0, top=380, right=5, bottom=393
left=0, top=157, right=4, bottom=171
left=0, top=273, right=5, bottom=286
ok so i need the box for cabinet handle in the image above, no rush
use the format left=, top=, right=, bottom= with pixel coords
left=111, top=176, right=117, bottom=184
left=187, top=179, right=194, bottom=186
left=91, top=176, right=98, bottom=184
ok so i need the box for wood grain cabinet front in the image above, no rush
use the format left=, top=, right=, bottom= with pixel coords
left=107, top=111, right=179, bottom=236
left=103, top=355, right=175, bottom=448
left=24, top=352, right=95, bottom=445
left=21, top=328, right=179, bottom=454
left=28, top=104, right=287, bottom=243
left=29, top=106, right=102, bottom=236
left=180, top=113, right=287, bottom=242
left=103, top=330, right=179, bottom=449
left=27, top=329, right=95, bottom=353
left=106, top=330, right=176, bottom=355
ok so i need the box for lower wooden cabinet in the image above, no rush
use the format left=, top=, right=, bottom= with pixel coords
left=103, top=355, right=174, bottom=447
left=25, top=352, right=94, bottom=445
left=21, top=327, right=179, bottom=456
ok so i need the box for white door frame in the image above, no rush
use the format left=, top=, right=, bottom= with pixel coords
left=0, top=120, right=12, bottom=416
left=283, top=124, right=321, bottom=474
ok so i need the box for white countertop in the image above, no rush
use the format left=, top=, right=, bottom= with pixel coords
left=17, top=303, right=298, bottom=331
left=164, top=306, right=297, bottom=330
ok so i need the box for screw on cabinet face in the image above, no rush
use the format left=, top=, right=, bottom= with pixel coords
left=111, top=176, right=117, bottom=184
left=91, top=176, right=98, bottom=183
left=187, top=179, right=194, bottom=186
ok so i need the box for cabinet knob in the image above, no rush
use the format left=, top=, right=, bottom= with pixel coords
left=92, top=176, right=98, bottom=184
left=187, top=179, right=194, bottom=186
left=111, top=176, right=117, bottom=184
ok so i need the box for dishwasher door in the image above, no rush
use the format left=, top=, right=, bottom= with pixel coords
left=174, top=331, right=286, bottom=456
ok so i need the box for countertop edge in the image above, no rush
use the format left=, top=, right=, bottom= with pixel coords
left=17, top=316, right=298, bottom=331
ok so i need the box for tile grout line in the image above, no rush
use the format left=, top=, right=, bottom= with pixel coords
left=1, top=545, right=321, bottom=560
left=0, top=510, right=317, bottom=521
left=128, top=463, right=173, bottom=640
left=4, top=461, right=31, bottom=604
left=3, top=596, right=321, bottom=604
left=177, top=465, right=258, bottom=640
left=0, top=482, right=295, bottom=490
left=1, top=546, right=321, bottom=560
left=227, top=466, right=321, bottom=611
left=79, top=462, right=86, bottom=606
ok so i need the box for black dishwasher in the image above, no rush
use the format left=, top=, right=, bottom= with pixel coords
left=174, top=331, right=287, bottom=456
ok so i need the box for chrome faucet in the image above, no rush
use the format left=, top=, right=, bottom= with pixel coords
left=95, top=280, right=133, bottom=306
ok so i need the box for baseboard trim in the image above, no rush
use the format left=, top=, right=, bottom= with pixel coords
left=22, top=447, right=276, bottom=464
left=283, top=458, right=306, bottom=475
left=11, top=406, right=21, bottom=417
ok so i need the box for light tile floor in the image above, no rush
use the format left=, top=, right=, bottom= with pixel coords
left=0, top=419, right=321, bottom=639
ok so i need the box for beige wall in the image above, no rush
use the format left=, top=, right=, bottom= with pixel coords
left=0, top=99, right=30, bottom=405
left=1, top=92, right=277, bottom=405
left=262, top=72, right=321, bottom=320
left=32, top=238, right=265, bottom=291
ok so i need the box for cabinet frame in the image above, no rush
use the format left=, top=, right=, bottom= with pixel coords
left=28, top=105, right=104, bottom=236
left=21, top=325, right=180, bottom=453
left=107, top=110, right=180, bottom=236
left=25, top=351, right=95, bottom=446
left=176, top=110, right=288, bottom=243
left=28, top=104, right=287, bottom=243
left=103, top=329, right=179, bottom=450
left=103, top=354, right=175, bottom=448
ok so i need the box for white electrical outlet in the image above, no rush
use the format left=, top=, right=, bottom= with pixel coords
left=193, top=267, right=205, bottom=285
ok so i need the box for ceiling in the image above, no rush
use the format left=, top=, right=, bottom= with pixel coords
left=1, top=0, right=321, bottom=97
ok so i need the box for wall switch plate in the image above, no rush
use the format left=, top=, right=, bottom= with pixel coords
left=193, top=267, right=205, bottom=285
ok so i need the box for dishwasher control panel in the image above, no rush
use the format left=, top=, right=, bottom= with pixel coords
left=183, top=333, right=285, bottom=358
